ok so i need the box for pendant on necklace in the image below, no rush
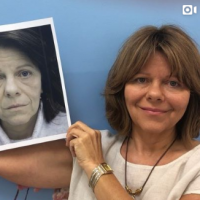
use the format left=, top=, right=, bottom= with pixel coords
left=125, top=185, right=143, bottom=198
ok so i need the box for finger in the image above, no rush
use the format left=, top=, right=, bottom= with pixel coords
left=66, top=122, right=85, bottom=147
left=68, top=128, right=96, bottom=157
left=67, top=121, right=94, bottom=134
left=68, top=138, right=77, bottom=157
left=67, top=121, right=85, bottom=133
left=65, top=133, right=77, bottom=156
left=67, top=126, right=87, bottom=146
left=67, top=128, right=86, bottom=144
left=66, top=134, right=78, bottom=147
left=67, top=128, right=97, bottom=148
left=68, top=126, right=99, bottom=140
left=66, top=128, right=86, bottom=150
left=67, top=122, right=100, bottom=149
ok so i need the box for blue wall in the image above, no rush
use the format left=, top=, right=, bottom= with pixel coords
left=0, top=0, right=200, bottom=199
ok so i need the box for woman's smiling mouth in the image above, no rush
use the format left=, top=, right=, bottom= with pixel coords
left=140, top=107, right=168, bottom=115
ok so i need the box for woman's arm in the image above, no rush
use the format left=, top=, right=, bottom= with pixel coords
left=0, top=139, right=73, bottom=189
left=67, top=121, right=133, bottom=200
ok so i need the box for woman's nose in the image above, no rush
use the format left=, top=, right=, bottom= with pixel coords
left=146, top=82, right=164, bottom=102
left=4, top=77, right=21, bottom=98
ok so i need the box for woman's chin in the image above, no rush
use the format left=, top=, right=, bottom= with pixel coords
left=134, top=124, right=175, bottom=136
left=3, top=116, right=35, bottom=127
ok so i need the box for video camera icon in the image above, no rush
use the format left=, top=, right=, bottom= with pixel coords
left=183, top=5, right=197, bottom=15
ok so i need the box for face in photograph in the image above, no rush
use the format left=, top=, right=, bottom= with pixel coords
left=0, top=46, right=42, bottom=132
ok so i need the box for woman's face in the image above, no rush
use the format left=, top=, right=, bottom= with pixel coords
left=124, top=52, right=190, bottom=135
left=0, top=46, right=42, bottom=127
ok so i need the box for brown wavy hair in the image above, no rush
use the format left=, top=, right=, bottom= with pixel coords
left=104, top=25, right=200, bottom=142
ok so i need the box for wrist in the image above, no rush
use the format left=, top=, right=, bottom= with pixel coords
left=83, top=162, right=101, bottom=178
left=88, top=163, right=113, bottom=191
left=81, top=160, right=105, bottom=178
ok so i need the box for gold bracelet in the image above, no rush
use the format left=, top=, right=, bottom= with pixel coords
left=89, top=163, right=113, bottom=191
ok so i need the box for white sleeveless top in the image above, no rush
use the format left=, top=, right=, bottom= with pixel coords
left=68, top=130, right=200, bottom=200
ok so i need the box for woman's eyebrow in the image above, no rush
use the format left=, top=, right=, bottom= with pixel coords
left=137, top=71, right=177, bottom=78
left=135, top=72, right=150, bottom=75
left=16, top=64, right=36, bottom=69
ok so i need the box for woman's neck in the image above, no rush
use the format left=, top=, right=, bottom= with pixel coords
left=130, top=127, right=177, bottom=154
left=120, top=127, right=191, bottom=166
left=121, top=126, right=199, bottom=166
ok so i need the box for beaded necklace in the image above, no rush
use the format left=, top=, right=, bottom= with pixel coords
left=124, top=136, right=177, bottom=199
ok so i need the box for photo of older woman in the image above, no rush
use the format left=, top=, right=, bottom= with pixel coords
left=0, top=20, right=70, bottom=148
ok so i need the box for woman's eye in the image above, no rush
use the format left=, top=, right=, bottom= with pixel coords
left=136, top=78, right=146, bottom=83
left=169, top=81, right=179, bottom=87
left=19, top=70, right=32, bottom=78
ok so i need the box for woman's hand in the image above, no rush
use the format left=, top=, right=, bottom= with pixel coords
left=66, top=121, right=104, bottom=177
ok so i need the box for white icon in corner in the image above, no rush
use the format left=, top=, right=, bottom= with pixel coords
left=183, top=5, right=197, bottom=15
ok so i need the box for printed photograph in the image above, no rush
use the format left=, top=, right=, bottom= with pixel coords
left=0, top=18, right=71, bottom=151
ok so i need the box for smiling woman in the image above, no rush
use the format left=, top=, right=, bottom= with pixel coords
left=64, top=25, right=200, bottom=200
left=0, top=26, right=68, bottom=145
